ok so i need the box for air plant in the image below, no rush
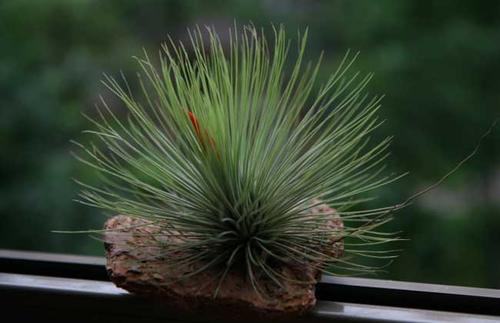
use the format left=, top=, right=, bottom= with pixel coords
left=73, top=25, right=405, bottom=295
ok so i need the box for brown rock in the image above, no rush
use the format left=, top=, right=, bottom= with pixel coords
left=104, top=202, right=343, bottom=322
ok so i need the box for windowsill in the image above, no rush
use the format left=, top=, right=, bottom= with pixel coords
left=1, top=249, right=500, bottom=322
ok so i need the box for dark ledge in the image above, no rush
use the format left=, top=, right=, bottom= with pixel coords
left=1, top=249, right=500, bottom=322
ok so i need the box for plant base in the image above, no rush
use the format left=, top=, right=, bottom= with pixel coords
left=104, top=203, right=342, bottom=321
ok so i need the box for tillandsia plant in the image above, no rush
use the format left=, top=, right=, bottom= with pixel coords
left=73, top=25, right=406, bottom=296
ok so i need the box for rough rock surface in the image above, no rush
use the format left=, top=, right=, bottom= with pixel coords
left=104, top=201, right=343, bottom=322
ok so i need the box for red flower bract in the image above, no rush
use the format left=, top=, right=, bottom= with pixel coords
left=187, top=111, right=219, bottom=159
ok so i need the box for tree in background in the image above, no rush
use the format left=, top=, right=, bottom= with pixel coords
left=0, top=0, right=498, bottom=287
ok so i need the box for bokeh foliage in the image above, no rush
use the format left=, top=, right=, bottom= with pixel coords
left=0, top=0, right=498, bottom=288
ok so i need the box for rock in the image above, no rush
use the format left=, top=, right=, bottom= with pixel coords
left=104, top=202, right=343, bottom=322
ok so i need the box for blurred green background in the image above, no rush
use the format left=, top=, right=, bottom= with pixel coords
left=1, top=0, right=499, bottom=288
